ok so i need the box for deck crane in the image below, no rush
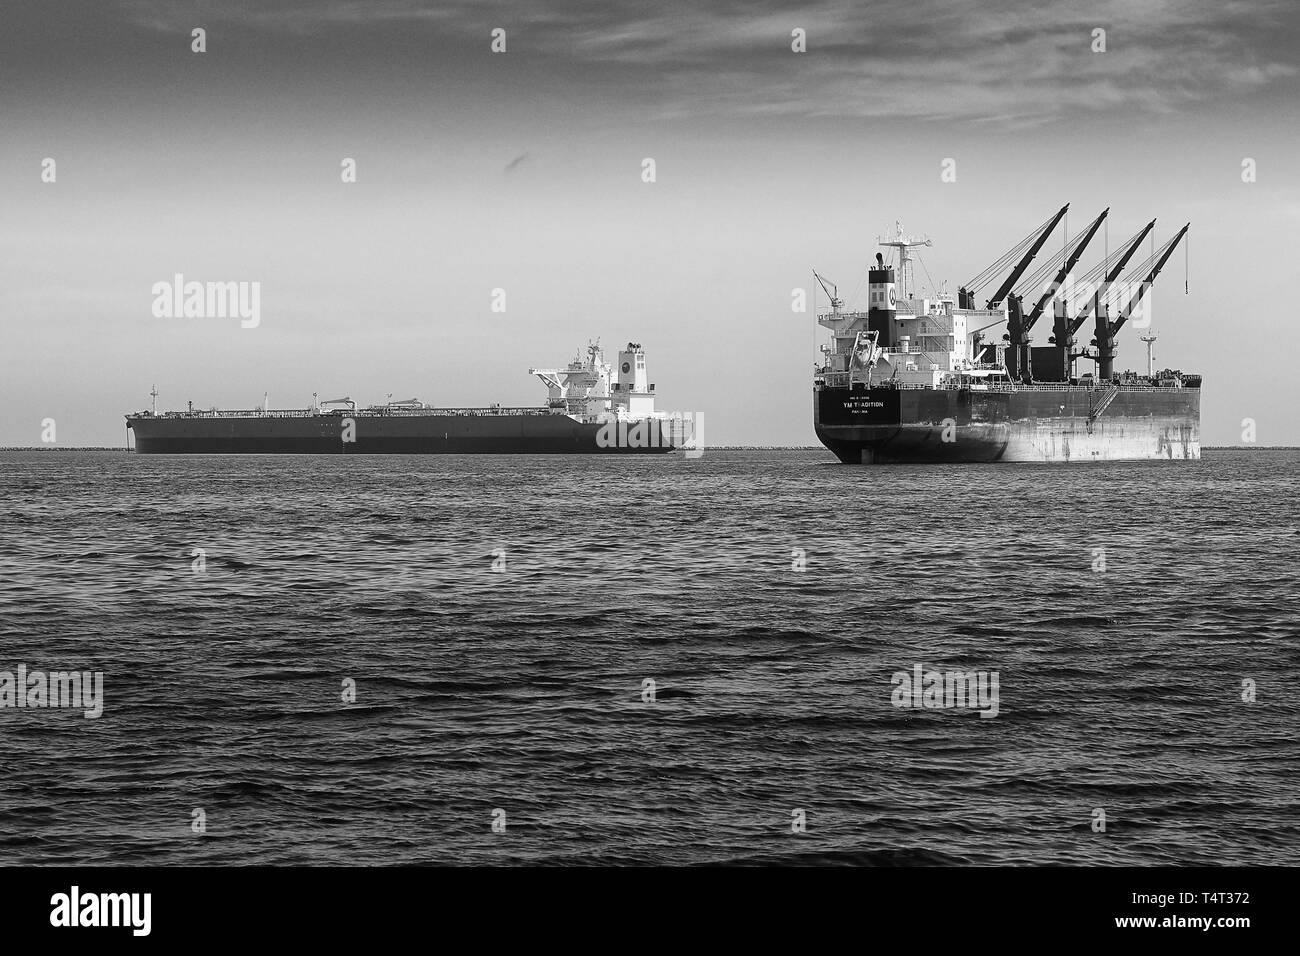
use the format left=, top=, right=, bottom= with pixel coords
left=1005, top=208, right=1108, bottom=382
left=813, top=270, right=844, bottom=316
left=957, top=203, right=1069, bottom=310
left=1093, top=224, right=1189, bottom=380
left=1051, top=219, right=1155, bottom=380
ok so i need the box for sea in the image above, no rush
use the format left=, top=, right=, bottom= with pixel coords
left=0, top=448, right=1296, bottom=865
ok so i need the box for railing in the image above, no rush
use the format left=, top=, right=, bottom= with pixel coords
left=825, top=344, right=948, bottom=357
left=131, top=406, right=555, bottom=419
left=814, top=380, right=1187, bottom=393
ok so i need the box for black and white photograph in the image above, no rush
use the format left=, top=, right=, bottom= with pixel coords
left=1, top=0, right=1294, bottom=939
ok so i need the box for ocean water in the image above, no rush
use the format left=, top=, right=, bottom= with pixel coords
left=0, top=448, right=1296, bottom=866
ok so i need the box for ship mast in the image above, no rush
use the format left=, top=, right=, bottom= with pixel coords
left=150, top=384, right=158, bottom=415
left=876, top=222, right=931, bottom=301
left=1139, top=332, right=1157, bottom=376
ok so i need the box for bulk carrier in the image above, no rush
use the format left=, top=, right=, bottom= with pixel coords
left=127, top=342, right=688, bottom=454
left=813, top=206, right=1199, bottom=463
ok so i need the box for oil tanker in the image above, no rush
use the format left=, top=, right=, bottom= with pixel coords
left=127, top=342, right=690, bottom=454
left=813, top=207, right=1199, bottom=463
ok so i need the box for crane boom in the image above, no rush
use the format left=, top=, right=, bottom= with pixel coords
left=1094, top=224, right=1190, bottom=378
left=812, top=270, right=843, bottom=314
left=1005, top=207, right=1105, bottom=381
left=1070, top=219, right=1155, bottom=333
left=983, top=204, right=1069, bottom=309
left=1023, top=208, right=1108, bottom=331
left=1112, top=225, right=1190, bottom=334
left=1050, top=219, right=1156, bottom=382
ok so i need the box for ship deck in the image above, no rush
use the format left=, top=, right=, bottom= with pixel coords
left=128, top=406, right=556, bottom=420
left=814, top=378, right=1197, bottom=392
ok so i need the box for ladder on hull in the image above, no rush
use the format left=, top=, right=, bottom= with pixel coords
left=1087, top=385, right=1120, bottom=431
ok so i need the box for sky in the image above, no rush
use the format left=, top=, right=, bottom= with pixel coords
left=2, top=0, right=1298, bottom=446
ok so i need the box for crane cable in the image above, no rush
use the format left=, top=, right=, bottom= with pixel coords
left=1064, top=225, right=1146, bottom=311
left=962, top=209, right=1057, bottom=291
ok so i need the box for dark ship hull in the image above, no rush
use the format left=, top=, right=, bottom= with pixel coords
left=128, top=341, right=685, bottom=455
left=127, top=411, right=676, bottom=454
left=814, top=382, right=1200, bottom=463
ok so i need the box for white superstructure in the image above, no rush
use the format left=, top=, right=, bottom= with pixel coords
left=529, top=341, right=669, bottom=424
left=816, top=251, right=1010, bottom=391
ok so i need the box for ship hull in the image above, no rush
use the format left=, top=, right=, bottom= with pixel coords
left=814, top=384, right=1200, bottom=463
left=127, top=412, right=676, bottom=454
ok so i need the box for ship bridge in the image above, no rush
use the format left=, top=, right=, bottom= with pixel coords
left=814, top=263, right=1007, bottom=389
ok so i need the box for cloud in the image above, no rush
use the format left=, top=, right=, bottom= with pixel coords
left=109, top=0, right=1300, bottom=124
